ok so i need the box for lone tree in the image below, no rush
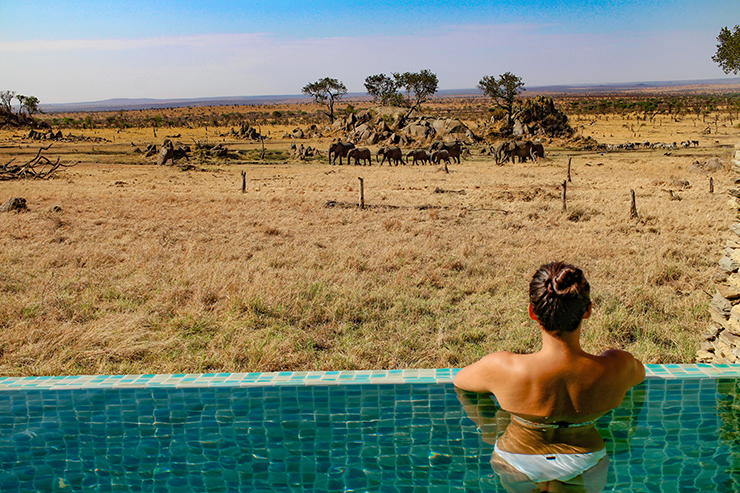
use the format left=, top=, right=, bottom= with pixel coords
left=393, top=69, right=438, bottom=123
left=301, top=77, right=347, bottom=123
left=16, top=95, right=40, bottom=117
left=477, top=72, right=525, bottom=131
left=713, top=25, right=740, bottom=74
left=364, top=74, right=402, bottom=106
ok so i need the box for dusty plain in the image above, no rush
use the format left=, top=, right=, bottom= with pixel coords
left=1, top=93, right=739, bottom=376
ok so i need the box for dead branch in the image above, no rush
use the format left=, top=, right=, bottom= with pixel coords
left=0, top=145, right=77, bottom=180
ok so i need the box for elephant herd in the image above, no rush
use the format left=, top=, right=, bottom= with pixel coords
left=328, top=140, right=546, bottom=167
left=328, top=141, right=463, bottom=166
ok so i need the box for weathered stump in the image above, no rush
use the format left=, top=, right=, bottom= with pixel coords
left=629, top=189, right=639, bottom=219
left=0, top=197, right=27, bottom=212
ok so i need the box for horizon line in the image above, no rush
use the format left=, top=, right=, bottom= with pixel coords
left=37, top=77, right=740, bottom=113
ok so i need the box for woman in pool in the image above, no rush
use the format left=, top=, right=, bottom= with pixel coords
left=454, top=262, right=645, bottom=491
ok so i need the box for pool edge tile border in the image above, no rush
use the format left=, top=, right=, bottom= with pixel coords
left=0, top=364, right=738, bottom=390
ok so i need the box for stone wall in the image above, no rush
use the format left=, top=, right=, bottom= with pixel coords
left=699, top=142, right=740, bottom=363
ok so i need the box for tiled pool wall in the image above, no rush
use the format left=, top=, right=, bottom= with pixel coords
left=0, top=364, right=737, bottom=391
left=0, top=365, right=739, bottom=492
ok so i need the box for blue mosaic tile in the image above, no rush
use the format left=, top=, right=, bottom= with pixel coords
left=0, top=365, right=738, bottom=390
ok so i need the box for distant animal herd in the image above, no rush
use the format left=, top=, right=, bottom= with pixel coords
left=581, top=140, right=700, bottom=151
left=326, top=139, right=544, bottom=167
left=314, top=136, right=703, bottom=168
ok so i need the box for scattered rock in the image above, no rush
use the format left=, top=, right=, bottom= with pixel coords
left=0, top=197, right=27, bottom=212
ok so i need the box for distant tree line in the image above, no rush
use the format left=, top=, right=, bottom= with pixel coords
left=564, top=95, right=740, bottom=125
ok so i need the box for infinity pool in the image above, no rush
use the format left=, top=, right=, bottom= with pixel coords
left=0, top=367, right=737, bottom=492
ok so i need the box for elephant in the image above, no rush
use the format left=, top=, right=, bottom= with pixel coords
left=406, top=149, right=430, bottom=165
left=495, top=140, right=535, bottom=164
left=430, top=141, right=462, bottom=164
left=328, top=141, right=355, bottom=165
left=377, top=146, right=405, bottom=166
left=530, top=142, right=545, bottom=162
left=494, top=141, right=511, bottom=165
left=431, top=149, right=451, bottom=165
left=511, top=140, right=536, bottom=163
left=347, top=147, right=372, bottom=166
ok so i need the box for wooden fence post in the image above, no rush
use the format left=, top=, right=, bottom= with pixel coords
left=561, top=180, right=567, bottom=212
left=240, top=170, right=246, bottom=193
left=629, top=189, right=639, bottom=219
left=358, top=177, right=365, bottom=209
left=258, top=124, right=265, bottom=160
left=567, top=157, right=572, bottom=183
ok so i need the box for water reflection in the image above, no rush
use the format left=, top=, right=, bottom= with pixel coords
left=457, top=388, right=609, bottom=492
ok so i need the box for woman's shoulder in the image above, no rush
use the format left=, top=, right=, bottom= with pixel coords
left=594, top=349, right=646, bottom=387
left=453, top=351, right=528, bottom=393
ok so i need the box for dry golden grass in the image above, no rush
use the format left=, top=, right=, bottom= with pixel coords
left=0, top=102, right=738, bottom=376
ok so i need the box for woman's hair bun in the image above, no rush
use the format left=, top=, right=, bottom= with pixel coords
left=552, top=266, right=581, bottom=296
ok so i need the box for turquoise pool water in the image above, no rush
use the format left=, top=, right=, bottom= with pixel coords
left=0, top=368, right=738, bottom=492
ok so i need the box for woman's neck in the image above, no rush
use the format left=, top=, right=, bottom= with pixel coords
left=539, top=326, right=583, bottom=355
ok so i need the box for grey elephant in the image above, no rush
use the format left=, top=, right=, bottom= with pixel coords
left=406, top=149, right=430, bottom=165
left=377, top=146, right=405, bottom=166
left=431, top=149, right=451, bottom=165
left=328, top=141, right=355, bottom=165
left=430, top=141, right=462, bottom=164
left=496, top=140, right=534, bottom=164
left=511, top=141, right=536, bottom=163
left=531, top=142, right=545, bottom=162
left=347, top=147, right=372, bottom=166
left=494, top=141, right=511, bottom=165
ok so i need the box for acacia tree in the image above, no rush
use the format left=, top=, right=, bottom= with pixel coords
left=713, top=25, right=740, bottom=74
left=301, top=77, right=347, bottom=123
left=477, top=72, right=525, bottom=130
left=364, top=74, right=402, bottom=106
left=0, top=91, right=15, bottom=114
left=393, top=69, right=438, bottom=123
left=16, top=95, right=40, bottom=117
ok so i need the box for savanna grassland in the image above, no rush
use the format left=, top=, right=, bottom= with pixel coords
left=1, top=91, right=739, bottom=376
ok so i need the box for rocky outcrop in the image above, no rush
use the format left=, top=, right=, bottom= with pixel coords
left=156, top=139, right=190, bottom=166
left=229, top=123, right=264, bottom=141
left=478, top=96, right=574, bottom=140
left=26, top=129, right=64, bottom=141
left=328, top=111, right=479, bottom=148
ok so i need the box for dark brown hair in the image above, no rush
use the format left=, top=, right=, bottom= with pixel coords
left=529, top=262, right=591, bottom=335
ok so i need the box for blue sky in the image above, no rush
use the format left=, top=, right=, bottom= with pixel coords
left=1, top=0, right=738, bottom=104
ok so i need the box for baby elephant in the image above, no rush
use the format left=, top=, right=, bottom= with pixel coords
left=431, top=149, right=451, bottom=165
left=347, top=147, right=372, bottom=166
left=406, top=149, right=430, bottom=165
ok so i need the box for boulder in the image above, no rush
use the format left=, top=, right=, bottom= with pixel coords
left=404, top=123, right=433, bottom=140
left=157, top=145, right=175, bottom=166
left=704, top=157, right=724, bottom=171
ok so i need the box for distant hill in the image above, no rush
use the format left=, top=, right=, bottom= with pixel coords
left=39, top=78, right=740, bottom=113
